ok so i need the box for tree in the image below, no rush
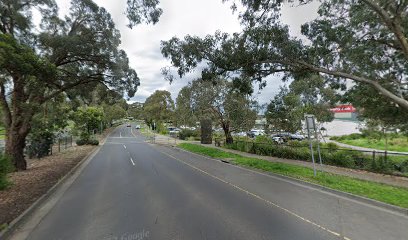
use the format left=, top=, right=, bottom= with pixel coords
left=161, top=0, right=408, bottom=112
left=143, top=90, right=175, bottom=128
left=103, top=104, right=127, bottom=127
left=266, top=75, right=335, bottom=133
left=183, top=79, right=256, bottom=144
left=345, top=83, right=408, bottom=132
left=71, top=106, right=104, bottom=141
left=175, top=86, right=197, bottom=127
left=0, top=0, right=140, bottom=170
left=266, top=88, right=304, bottom=133
left=128, top=102, right=145, bottom=120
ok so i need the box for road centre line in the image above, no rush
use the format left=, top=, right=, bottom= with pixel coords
left=123, top=145, right=126, bottom=149
left=130, top=158, right=135, bottom=166
left=155, top=148, right=351, bottom=240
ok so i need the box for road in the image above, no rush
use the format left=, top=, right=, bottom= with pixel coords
left=17, top=125, right=408, bottom=240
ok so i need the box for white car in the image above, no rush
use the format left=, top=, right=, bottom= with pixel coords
left=232, top=132, right=247, bottom=137
left=272, top=136, right=284, bottom=144
left=135, top=125, right=141, bottom=129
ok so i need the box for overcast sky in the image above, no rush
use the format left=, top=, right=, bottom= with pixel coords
left=55, top=0, right=319, bottom=104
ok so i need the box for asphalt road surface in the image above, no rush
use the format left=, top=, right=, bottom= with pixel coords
left=20, top=125, right=408, bottom=240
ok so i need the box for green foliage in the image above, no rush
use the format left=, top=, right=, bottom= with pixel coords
left=88, top=139, right=99, bottom=145
left=178, top=129, right=199, bottom=140
left=76, top=138, right=99, bottom=146
left=332, top=132, right=408, bottom=152
left=126, top=0, right=163, bottom=27
left=178, top=143, right=408, bottom=208
left=26, top=128, right=54, bottom=159
left=71, top=106, right=104, bottom=136
left=161, top=0, right=408, bottom=112
left=127, top=102, right=144, bottom=120
left=143, top=90, right=175, bottom=126
left=0, top=154, right=13, bottom=190
left=103, top=103, right=127, bottom=126
left=175, top=79, right=257, bottom=143
left=75, top=139, right=88, bottom=146
left=175, top=86, right=197, bottom=127
left=0, top=0, right=141, bottom=170
left=225, top=139, right=405, bottom=174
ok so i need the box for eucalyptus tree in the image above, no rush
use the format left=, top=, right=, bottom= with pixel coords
left=266, top=75, right=335, bottom=133
left=161, top=0, right=408, bottom=112
left=175, top=86, right=197, bottom=127
left=143, top=90, right=175, bottom=128
left=0, top=0, right=144, bottom=170
left=182, top=79, right=257, bottom=144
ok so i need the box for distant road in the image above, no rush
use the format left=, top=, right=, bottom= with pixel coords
left=15, top=125, right=408, bottom=240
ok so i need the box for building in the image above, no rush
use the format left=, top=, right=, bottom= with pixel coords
left=330, top=104, right=358, bottom=121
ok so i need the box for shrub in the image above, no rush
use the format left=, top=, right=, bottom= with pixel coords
left=326, top=142, right=339, bottom=151
left=76, top=139, right=88, bottom=146
left=76, top=138, right=99, bottom=146
left=179, top=129, right=198, bottom=140
left=226, top=141, right=408, bottom=174
left=0, top=154, right=13, bottom=190
left=26, top=129, right=54, bottom=159
left=88, top=139, right=99, bottom=145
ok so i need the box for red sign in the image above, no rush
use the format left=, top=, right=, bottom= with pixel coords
left=330, top=104, right=356, bottom=113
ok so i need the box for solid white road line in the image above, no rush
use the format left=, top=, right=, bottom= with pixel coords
left=156, top=148, right=352, bottom=240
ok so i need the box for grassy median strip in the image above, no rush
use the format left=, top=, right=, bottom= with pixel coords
left=178, top=143, right=408, bottom=208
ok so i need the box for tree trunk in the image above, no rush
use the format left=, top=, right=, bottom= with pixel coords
left=5, top=125, right=29, bottom=171
left=222, top=123, right=233, bottom=144
left=200, top=118, right=212, bottom=144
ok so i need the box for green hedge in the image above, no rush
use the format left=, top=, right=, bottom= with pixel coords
left=76, top=139, right=99, bottom=146
left=0, top=154, right=13, bottom=190
left=226, top=141, right=404, bottom=175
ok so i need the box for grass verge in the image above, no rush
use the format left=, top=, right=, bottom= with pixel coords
left=335, top=138, right=408, bottom=152
left=178, top=143, right=408, bottom=209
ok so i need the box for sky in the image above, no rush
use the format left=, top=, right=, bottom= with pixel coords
left=55, top=0, right=319, bottom=105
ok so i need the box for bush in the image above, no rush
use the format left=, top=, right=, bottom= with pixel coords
left=76, top=138, right=99, bottom=146
left=226, top=141, right=408, bottom=175
left=0, top=154, right=13, bottom=190
left=88, top=139, right=99, bottom=145
left=179, top=129, right=198, bottom=140
left=76, top=139, right=88, bottom=146
left=26, top=129, right=54, bottom=159
left=326, top=142, right=339, bottom=151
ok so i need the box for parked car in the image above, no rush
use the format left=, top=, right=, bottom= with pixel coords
left=271, top=136, right=284, bottom=144
left=135, top=125, right=141, bottom=129
left=126, top=123, right=131, bottom=127
left=168, top=127, right=181, bottom=134
left=272, top=132, right=306, bottom=141
left=271, top=132, right=291, bottom=141
left=247, top=129, right=265, bottom=138
left=290, top=133, right=305, bottom=141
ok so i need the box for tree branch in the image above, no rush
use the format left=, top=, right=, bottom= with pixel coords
left=292, top=60, right=408, bottom=110
left=361, top=0, right=408, bottom=60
